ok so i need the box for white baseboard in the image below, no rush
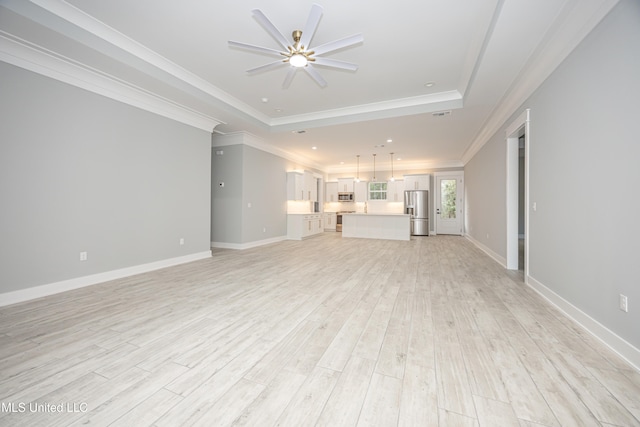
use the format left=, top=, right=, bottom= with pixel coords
left=464, top=233, right=507, bottom=267
left=526, top=275, right=639, bottom=371
left=0, top=251, right=212, bottom=307
left=211, top=235, right=287, bottom=250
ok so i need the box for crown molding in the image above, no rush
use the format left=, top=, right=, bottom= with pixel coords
left=212, top=131, right=326, bottom=173
left=462, top=0, right=620, bottom=165
left=4, top=0, right=465, bottom=131
left=325, top=159, right=464, bottom=175
left=270, top=91, right=464, bottom=131
left=2, top=0, right=271, bottom=125
left=0, top=32, right=224, bottom=132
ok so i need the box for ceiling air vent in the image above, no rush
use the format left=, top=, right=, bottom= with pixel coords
left=432, top=110, right=451, bottom=117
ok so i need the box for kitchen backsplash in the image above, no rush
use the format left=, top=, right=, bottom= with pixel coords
left=290, top=199, right=404, bottom=214
left=287, top=200, right=314, bottom=213
left=324, top=201, right=403, bottom=214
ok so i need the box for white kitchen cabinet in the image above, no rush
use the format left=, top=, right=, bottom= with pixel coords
left=287, top=171, right=305, bottom=200
left=337, top=177, right=354, bottom=193
left=404, top=174, right=430, bottom=191
left=354, top=181, right=368, bottom=202
left=387, top=180, right=404, bottom=202
left=304, top=171, right=317, bottom=201
left=287, top=214, right=323, bottom=240
left=287, top=171, right=317, bottom=201
left=323, top=212, right=337, bottom=231
left=325, top=182, right=339, bottom=202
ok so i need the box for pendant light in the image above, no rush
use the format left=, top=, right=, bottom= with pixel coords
left=355, top=155, right=360, bottom=182
left=372, top=153, right=377, bottom=181
left=390, top=152, right=395, bottom=182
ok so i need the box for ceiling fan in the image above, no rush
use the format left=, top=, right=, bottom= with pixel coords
left=228, top=4, right=363, bottom=88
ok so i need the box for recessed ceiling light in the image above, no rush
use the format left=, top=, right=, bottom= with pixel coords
left=340, top=161, right=344, bottom=165
left=387, top=139, right=393, bottom=143
left=424, top=82, right=435, bottom=88
left=275, top=108, right=283, bottom=112
left=311, top=146, right=317, bottom=150
left=261, top=97, right=269, bottom=103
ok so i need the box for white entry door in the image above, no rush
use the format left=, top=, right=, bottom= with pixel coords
left=435, top=172, right=464, bottom=235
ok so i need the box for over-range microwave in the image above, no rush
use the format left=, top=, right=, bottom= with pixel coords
left=338, top=192, right=354, bottom=202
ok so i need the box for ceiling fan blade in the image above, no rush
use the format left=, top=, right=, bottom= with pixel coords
left=282, top=67, right=297, bottom=89
left=312, top=57, right=358, bottom=71
left=251, top=9, right=291, bottom=50
left=228, top=41, right=284, bottom=57
left=246, top=60, right=287, bottom=75
left=312, top=33, right=364, bottom=56
left=299, top=4, right=323, bottom=49
left=304, top=64, right=327, bottom=88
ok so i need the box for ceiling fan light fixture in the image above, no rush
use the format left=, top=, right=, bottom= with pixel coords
left=230, top=5, right=363, bottom=88
left=289, top=53, right=308, bottom=68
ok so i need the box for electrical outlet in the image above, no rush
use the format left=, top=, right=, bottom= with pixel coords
left=179, top=238, right=185, bottom=245
left=619, top=294, right=628, bottom=312
left=79, top=251, right=87, bottom=261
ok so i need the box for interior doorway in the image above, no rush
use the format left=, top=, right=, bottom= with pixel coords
left=518, top=134, right=525, bottom=270
left=506, top=109, right=530, bottom=279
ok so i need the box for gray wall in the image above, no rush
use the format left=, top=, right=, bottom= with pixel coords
left=465, top=133, right=507, bottom=256
left=241, top=145, right=288, bottom=242
left=465, top=0, right=640, bottom=348
left=0, top=62, right=212, bottom=294
left=211, top=139, right=291, bottom=245
left=211, top=144, right=244, bottom=244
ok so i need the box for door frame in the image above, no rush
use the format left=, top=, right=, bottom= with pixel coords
left=506, top=109, right=530, bottom=278
left=434, top=171, right=464, bottom=236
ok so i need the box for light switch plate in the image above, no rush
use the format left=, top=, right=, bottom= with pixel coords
left=620, top=294, right=628, bottom=312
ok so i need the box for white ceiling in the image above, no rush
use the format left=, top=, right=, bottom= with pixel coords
left=0, top=0, right=618, bottom=173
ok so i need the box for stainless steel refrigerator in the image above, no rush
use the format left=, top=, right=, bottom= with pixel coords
left=404, top=190, right=429, bottom=236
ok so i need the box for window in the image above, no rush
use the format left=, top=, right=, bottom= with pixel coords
left=441, top=179, right=457, bottom=219
left=368, top=182, right=387, bottom=200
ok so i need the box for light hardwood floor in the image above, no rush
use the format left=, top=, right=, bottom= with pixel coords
left=1, top=234, right=639, bottom=426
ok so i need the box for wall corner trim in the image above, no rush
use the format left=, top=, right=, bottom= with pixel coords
left=0, top=251, right=212, bottom=307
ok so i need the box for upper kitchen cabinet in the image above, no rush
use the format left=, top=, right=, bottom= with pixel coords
left=337, top=178, right=354, bottom=193
left=287, top=171, right=304, bottom=200
left=387, top=180, right=404, bottom=202
left=354, top=181, right=368, bottom=202
left=287, top=172, right=313, bottom=200
left=287, top=171, right=317, bottom=201
left=305, top=171, right=317, bottom=202
left=404, top=174, right=430, bottom=191
left=325, top=182, right=339, bottom=202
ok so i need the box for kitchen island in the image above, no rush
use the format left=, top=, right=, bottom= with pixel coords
left=342, top=213, right=410, bottom=241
